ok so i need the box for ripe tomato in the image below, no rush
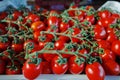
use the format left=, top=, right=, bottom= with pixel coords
left=33, top=30, right=41, bottom=41
left=94, top=25, right=107, bottom=40
left=79, top=49, right=88, bottom=59
left=0, top=58, right=6, bottom=74
left=59, top=22, right=70, bottom=32
left=55, top=40, right=65, bottom=50
left=6, top=66, right=21, bottom=75
left=0, top=41, right=10, bottom=51
left=100, top=49, right=116, bottom=62
left=85, top=15, right=95, bottom=24
left=52, top=56, right=68, bottom=74
left=48, top=16, right=59, bottom=27
left=106, top=32, right=118, bottom=43
left=2, top=51, right=10, bottom=62
left=85, top=62, right=105, bottom=80
left=0, top=24, right=7, bottom=35
left=11, top=43, right=23, bottom=53
left=27, top=14, right=40, bottom=23
left=98, top=10, right=111, bottom=19
left=111, top=40, right=120, bottom=56
left=102, top=60, right=120, bottom=75
left=0, top=12, right=7, bottom=20
left=97, top=40, right=110, bottom=50
left=12, top=11, right=22, bottom=20
left=22, top=59, right=42, bottom=79
left=58, top=36, right=70, bottom=43
left=43, top=53, right=57, bottom=62
left=69, top=56, right=84, bottom=74
left=24, top=39, right=37, bottom=49
left=112, top=13, right=120, bottom=18
left=41, top=61, right=52, bottom=74
left=31, top=21, right=45, bottom=32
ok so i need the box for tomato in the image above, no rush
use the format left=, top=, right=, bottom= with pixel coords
left=100, top=49, right=116, bottom=62
left=112, top=13, right=120, bottom=18
left=27, top=14, right=40, bottom=23
left=111, top=40, right=120, bottom=56
left=0, top=58, right=6, bottom=74
left=97, top=17, right=116, bottom=28
left=41, top=61, right=52, bottom=74
left=98, top=10, right=111, bottom=19
left=78, top=14, right=84, bottom=22
left=22, top=59, right=42, bottom=79
left=97, top=40, right=110, bottom=50
left=0, top=41, right=10, bottom=51
left=2, top=51, right=10, bottom=62
left=94, top=25, right=107, bottom=40
left=12, top=11, right=22, bottom=20
left=59, top=22, right=70, bottom=32
left=38, top=41, right=46, bottom=50
left=58, top=36, right=70, bottom=43
left=67, top=5, right=77, bottom=17
left=31, top=21, right=45, bottom=32
left=0, top=24, right=7, bottom=35
left=102, top=60, right=120, bottom=75
left=11, top=43, right=23, bottom=53
left=55, top=40, right=65, bottom=50
left=24, top=39, right=37, bottom=49
left=52, top=56, right=68, bottom=74
left=106, top=32, right=118, bottom=43
left=69, top=56, right=84, bottom=74
left=43, top=53, right=57, bottom=62
left=79, top=49, right=88, bottom=59
left=33, top=30, right=41, bottom=41
left=85, top=62, right=105, bottom=80
left=48, top=16, right=59, bottom=27
left=6, top=66, right=21, bottom=75
left=85, top=15, right=95, bottom=24
left=0, top=12, right=7, bottom=20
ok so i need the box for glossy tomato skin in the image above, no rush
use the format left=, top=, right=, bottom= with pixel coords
left=55, top=40, right=65, bottom=50
left=97, top=40, right=110, bottom=50
left=0, top=58, right=6, bottom=74
left=22, top=59, right=42, bottom=79
left=11, top=43, right=23, bottom=53
left=94, top=25, right=107, bottom=40
left=31, top=21, right=45, bottom=32
left=106, top=32, right=118, bottom=43
left=98, top=10, right=111, bottom=19
left=69, top=56, right=85, bottom=74
left=48, top=16, right=59, bottom=27
left=27, top=14, right=40, bottom=23
left=85, top=15, right=95, bottom=24
left=111, top=40, right=120, bottom=56
left=59, top=22, right=70, bottom=32
left=6, top=67, right=21, bottom=75
left=85, top=62, right=105, bottom=80
left=12, top=11, right=22, bottom=20
left=102, top=60, right=120, bottom=75
left=52, top=56, right=68, bottom=74
left=43, top=53, right=57, bottom=62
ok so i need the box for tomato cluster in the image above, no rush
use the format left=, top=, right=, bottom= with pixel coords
left=0, top=4, right=120, bottom=80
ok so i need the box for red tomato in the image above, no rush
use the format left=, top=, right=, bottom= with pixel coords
left=98, top=10, right=111, bottom=19
left=11, top=43, right=23, bottom=53
left=78, top=14, right=84, bottom=22
left=69, top=56, right=84, bottom=74
left=12, top=11, right=22, bottom=20
left=79, top=49, right=88, bottom=59
left=27, top=14, right=40, bottom=23
left=112, top=13, right=120, bottom=18
left=0, top=24, right=7, bottom=35
left=97, top=40, right=110, bottom=50
left=22, top=59, right=42, bottom=79
left=38, top=41, right=46, bottom=50
left=85, top=62, right=105, bottom=80
left=102, top=60, right=120, bottom=75
left=31, top=21, right=45, bottom=32
left=100, top=49, right=116, bottom=62
left=2, top=51, right=10, bottom=62
left=111, top=40, right=120, bottom=56
left=33, top=30, right=41, bottom=41
left=24, top=40, right=37, bottom=49
left=59, top=22, right=70, bottom=32
left=43, top=53, right=57, bottom=62
left=48, top=16, right=59, bottom=27
left=0, top=41, right=10, bottom=51
left=52, top=56, right=68, bottom=74
left=85, top=15, right=95, bottom=24
left=55, top=40, right=65, bottom=50
left=0, top=58, right=6, bottom=74
left=94, top=25, right=107, bottom=40
left=6, top=66, right=21, bottom=75
left=0, top=12, right=7, bottom=20
left=58, top=36, right=70, bottom=43
left=41, top=61, right=52, bottom=74
left=106, top=32, right=118, bottom=43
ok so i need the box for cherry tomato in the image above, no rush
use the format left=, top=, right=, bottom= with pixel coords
left=52, top=56, right=68, bottom=74
left=43, top=53, right=57, bottom=62
left=85, top=15, right=95, bottom=24
left=100, top=49, right=116, bottom=62
left=111, top=40, right=120, bottom=56
left=48, top=16, right=59, bottom=27
left=11, top=43, right=23, bottom=53
left=12, top=11, right=22, bottom=20
left=106, top=32, right=118, bottom=43
left=58, top=36, right=70, bottom=43
left=102, top=60, right=120, bottom=75
left=0, top=58, right=6, bottom=74
left=97, top=40, right=110, bottom=50
left=85, top=62, right=105, bottom=80
left=59, top=22, right=70, bottom=32
left=27, top=14, right=40, bottom=23
left=0, top=12, right=7, bottom=20
left=98, top=10, right=111, bottom=19
left=33, top=30, right=41, bottom=41
left=94, top=25, right=107, bottom=40
left=24, top=39, right=37, bottom=49
left=22, top=59, right=42, bottom=79
left=69, top=56, right=84, bottom=74
left=55, top=40, right=65, bottom=50
left=41, top=61, right=52, bottom=74
left=31, top=21, right=45, bottom=32
left=0, top=41, right=10, bottom=51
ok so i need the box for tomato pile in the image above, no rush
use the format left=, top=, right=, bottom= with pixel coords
left=0, top=4, right=120, bottom=80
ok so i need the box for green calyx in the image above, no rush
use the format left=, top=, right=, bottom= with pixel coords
left=75, top=57, right=85, bottom=65
left=57, top=57, right=67, bottom=65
